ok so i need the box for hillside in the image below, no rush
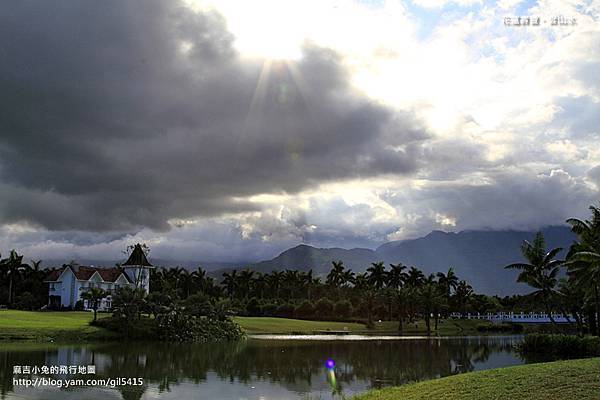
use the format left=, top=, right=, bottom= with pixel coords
left=244, top=226, right=576, bottom=295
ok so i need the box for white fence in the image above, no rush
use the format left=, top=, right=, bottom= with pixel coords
left=450, top=312, right=573, bottom=324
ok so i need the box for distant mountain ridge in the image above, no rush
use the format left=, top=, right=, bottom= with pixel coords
left=42, top=226, right=577, bottom=296
left=245, top=226, right=576, bottom=295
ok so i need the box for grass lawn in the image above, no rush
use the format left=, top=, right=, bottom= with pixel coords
left=1, top=310, right=496, bottom=340
left=354, top=357, right=600, bottom=400
left=234, top=317, right=366, bottom=334
left=367, top=318, right=485, bottom=335
left=234, top=317, right=486, bottom=335
left=0, top=310, right=115, bottom=341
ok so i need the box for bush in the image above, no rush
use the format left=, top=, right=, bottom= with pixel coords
left=276, top=303, right=295, bottom=318
left=334, top=300, right=353, bottom=319
left=261, top=303, right=278, bottom=317
left=181, top=293, right=212, bottom=316
left=74, top=300, right=84, bottom=311
left=517, top=334, right=600, bottom=361
left=93, top=316, right=158, bottom=340
left=12, top=292, right=39, bottom=311
left=156, top=309, right=245, bottom=342
left=245, top=297, right=262, bottom=316
left=314, top=298, right=334, bottom=317
left=96, top=310, right=245, bottom=342
left=295, top=300, right=315, bottom=318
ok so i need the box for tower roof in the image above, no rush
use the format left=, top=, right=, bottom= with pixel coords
left=122, top=244, right=153, bottom=267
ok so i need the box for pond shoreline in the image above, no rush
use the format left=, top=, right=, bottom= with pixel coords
left=1, top=310, right=535, bottom=342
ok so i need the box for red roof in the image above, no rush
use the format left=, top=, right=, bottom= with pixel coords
left=45, top=266, right=131, bottom=283
left=45, top=269, right=62, bottom=281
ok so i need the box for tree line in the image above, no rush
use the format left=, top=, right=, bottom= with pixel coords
left=1, top=203, right=598, bottom=336
left=505, top=204, right=600, bottom=336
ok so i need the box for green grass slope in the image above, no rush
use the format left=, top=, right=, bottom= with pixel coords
left=354, top=357, right=600, bottom=400
left=233, top=317, right=366, bottom=333
left=0, top=310, right=115, bottom=341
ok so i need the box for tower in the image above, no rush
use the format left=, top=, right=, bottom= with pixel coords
left=122, top=244, right=154, bottom=293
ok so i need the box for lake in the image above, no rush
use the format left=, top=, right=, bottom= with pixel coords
left=1, top=335, right=525, bottom=400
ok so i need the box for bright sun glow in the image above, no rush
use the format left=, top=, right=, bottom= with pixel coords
left=184, top=0, right=309, bottom=60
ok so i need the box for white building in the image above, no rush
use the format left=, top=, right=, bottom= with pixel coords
left=45, top=244, right=154, bottom=311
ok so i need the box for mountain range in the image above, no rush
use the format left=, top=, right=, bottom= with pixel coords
left=42, top=226, right=577, bottom=296
left=243, top=226, right=576, bottom=295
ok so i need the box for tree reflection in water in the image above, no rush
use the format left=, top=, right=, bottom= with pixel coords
left=0, top=336, right=523, bottom=400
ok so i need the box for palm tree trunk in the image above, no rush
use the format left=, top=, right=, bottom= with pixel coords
left=543, top=296, right=560, bottom=333
left=595, top=284, right=600, bottom=337
left=8, top=275, right=13, bottom=305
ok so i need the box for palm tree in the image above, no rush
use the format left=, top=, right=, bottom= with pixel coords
left=566, top=205, right=600, bottom=335
left=396, top=287, right=411, bottom=332
left=81, top=287, right=107, bottom=322
left=454, top=280, right=473, bottom=316
left=326, top=260, right=345, bottom=288
left=405, top=266, right=425, bottom=288
left=505, top=232, right=564, bottom=330
left=353, top=272, right=375, bottom=327
left=557, top=278, right=585, bottom=335
left=282, top=269, right=301, bottom=300
left=253, top=272, right=267, bottom=299
left=366, top=262, right=387, bottom=290
left=238, top=269, right=255, bottom=300
left=388, top=263, right=408, bottom=289
left=419, top=281, right=444, bottom=335
left=340, top=269, right=356, bottom=288
left=437, top=267, right=459, bottom=299
left=267, top=271, right=284, bottom=299
left=29, top=260, right=42, bottom=272
left=179, top=269, right=195, bottom=298
left=302, top=270, right=320, bottom=301
left=0, top=250, right=28, bottom=305
left=191, top=267, right=208, bottom=293
left=221, top=270, right=239, bottom=300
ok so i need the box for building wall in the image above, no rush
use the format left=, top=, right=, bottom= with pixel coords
left=123, top=266, right=151, bottom=293
left=49, top=268, right=148, bottom=310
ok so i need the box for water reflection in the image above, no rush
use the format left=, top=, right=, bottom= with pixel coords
left=0, top=336, right=524, bottom=400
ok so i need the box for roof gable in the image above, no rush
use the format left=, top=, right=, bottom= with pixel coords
left=123, top=244, right=153, bottom=267
left=46, top=265, right=133, bottom=283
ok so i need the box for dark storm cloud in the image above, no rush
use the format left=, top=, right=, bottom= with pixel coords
left=383, top=169, right=598, bottom=233
left=0, top=0, right=428, bottom=232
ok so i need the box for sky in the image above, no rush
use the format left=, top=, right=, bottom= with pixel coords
left=0, top=0, right=598, bottom=264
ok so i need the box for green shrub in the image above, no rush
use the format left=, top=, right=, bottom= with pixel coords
left=334, top=300, right=353, bottom=318
left=93, top=316, right=158, bottom=340
left=276, top=303, right=295, bottom=318
left=295, top=300, right=315, bottom=318
left=13, top=292, right=40, bottom=310
left=74, top=300, right=84, bottom=311
left=518, top=334, right=600, bottom=361
left=181, top=293, right=212, bottom=316
left=245, top=297, right=261, bottom=316
left=156, top=310, right=244, bottom=342
left=314, top=298, right=334, bottom=317
left=261, top=303, right=278, bottom=317
left=95, top=309, right=245, bottom=342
